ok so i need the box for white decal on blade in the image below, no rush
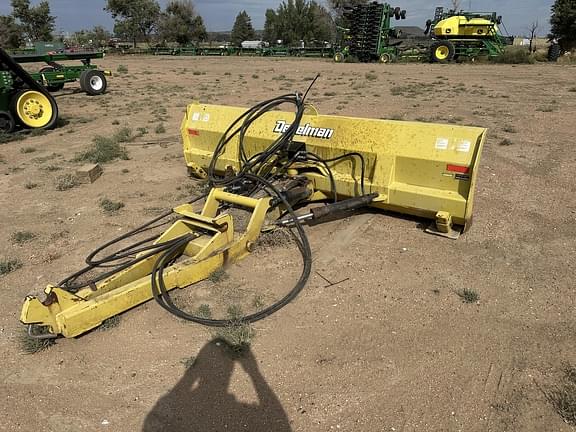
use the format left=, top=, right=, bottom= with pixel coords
left=456, top=140, right=471, bottom=152
left=435, top=137, right=449, bottom=150
left=273, top=120, right=334, bottom=139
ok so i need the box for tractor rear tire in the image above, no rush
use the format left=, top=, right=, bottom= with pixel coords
left=10, top=89, right=58, bottom=130
left=0, top=111, right=16, bottom=133
left=39, top=66, right=65, bottom=92
left=548, top=44, right=561, bottom=62
left=80, top=70, right=107, bottom=96
left=431, top=40, right=455, bottom=63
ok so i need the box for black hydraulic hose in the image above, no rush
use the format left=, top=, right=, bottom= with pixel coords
left=305, top=152, right=338, bottom=203
left=84, top=211, right=174, bottom=265
left=151, top=174, right=312, bottom=326
left=59, top=235, right=194, bottom=291
left=208, top=93, right=307, bottom=187
left=152, top=83, right=320, bottom=325
left=319, top=152, right=367, bottom=196
left=85, top=194, right=207, bottom=267
left=58, top=195, right=207, bottom=291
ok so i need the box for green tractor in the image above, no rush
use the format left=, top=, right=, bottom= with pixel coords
left=0, top=47, right=58, bottom=132
left=1, top=46, right=111, bottom=133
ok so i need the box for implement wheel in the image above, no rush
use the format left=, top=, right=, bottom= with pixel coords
left=548, top=44, right=561, bottom=62
left=334, top=52, right=344, bottom=63
left=39, top=66, right=65, bottom=92
left=80, top=70, right=107, bottom=96
left=431, top=40, right=455, bottom=63
left=379, top=52, right=393, bottom=63
left=10, top=89, right=58, bottom=129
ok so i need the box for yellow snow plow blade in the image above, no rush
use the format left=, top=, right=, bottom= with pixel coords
left=182, top=103, right=486, bottom=237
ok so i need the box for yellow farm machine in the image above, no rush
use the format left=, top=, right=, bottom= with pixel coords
left=425, top=7, right=510, bottom=62
left=20, top=80, right=487, bottom=340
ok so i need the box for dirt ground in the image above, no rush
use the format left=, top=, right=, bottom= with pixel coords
left=1, top=56, right=575, bottom=432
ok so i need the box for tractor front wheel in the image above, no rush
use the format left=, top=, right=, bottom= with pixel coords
left=334, top=52, right=344, bottom=63
left=379, top=52, right=393, bottom=64
left=80, top=70, right=108, bottom=96
left=10, top=89, right=58, bottom=129
left=431, top=41, right=455, bottom=63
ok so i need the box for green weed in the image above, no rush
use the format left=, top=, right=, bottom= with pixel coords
left=196, top=304, right=212, bottom=319
left=99, top=198, right=125, bottom=214
left=10, top=231, right=36, bottom=244
left=492, top=47, right=535, bottom=64
left=55, top=174, right=79, bottom=191
left=0, top=258, right=23, bottom=276
left=208, top=268, right=229, bottom=283
left=457, top=288, right=480, bottom=303
left=546, top=364, right=576, bottom=425
left=99, top=315, right=121, bottom=330
left=17, top=326, right=55, bottom=354
left=74, top=128, right=132, bottom=164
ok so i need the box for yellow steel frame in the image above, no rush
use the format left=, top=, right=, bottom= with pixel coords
left=181, top=102, right=487, bottom=234
left=20, top=188, right=271, bottom=338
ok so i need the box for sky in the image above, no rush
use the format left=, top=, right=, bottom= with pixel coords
left=0, top=0, right=554, bottom=36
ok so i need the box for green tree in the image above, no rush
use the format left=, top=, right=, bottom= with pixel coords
left=550, top=0, right=576, bottom=46
left=105, top=0, right=161, bottom=47
left=263, top=9, right=278, bottom=43
left=11, top=0, right=55, bottom=41
left=0, top=15, right=22, bottom=48
left=158, top=0, right=207, bottom=45
left=91, top=26, right=114, bottom=47
left=72, top=26, right=113, bottom=48
left=230, top=11, right=256, bottom=46
left=270, top=0, right=334, bottom=45
left=309, top=2, right=334, bottom=42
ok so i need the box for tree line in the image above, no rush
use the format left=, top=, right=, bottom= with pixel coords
left=0, top=0, right=575, bottom=50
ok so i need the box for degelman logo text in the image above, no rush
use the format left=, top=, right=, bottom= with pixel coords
left=273, top=120, right=334, bottom=139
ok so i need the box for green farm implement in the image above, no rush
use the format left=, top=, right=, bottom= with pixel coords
left=332, top=2, right=510, bottom=63
left=12, top=50, right=111, bottom=95
left=334, top=2, right=407, bottom=63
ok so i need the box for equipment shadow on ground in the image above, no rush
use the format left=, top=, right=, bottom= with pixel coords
left=142, top=338, right=292, bottom=432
